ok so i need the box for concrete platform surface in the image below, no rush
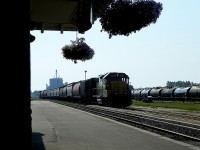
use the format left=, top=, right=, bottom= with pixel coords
left=31, top=101, right=200, bottom=150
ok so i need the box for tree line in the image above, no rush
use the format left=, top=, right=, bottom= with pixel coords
left=166, top=81, right=199, bottom=88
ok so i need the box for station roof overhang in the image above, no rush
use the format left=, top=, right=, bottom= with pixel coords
left=30, top=0, right=113, bottom=34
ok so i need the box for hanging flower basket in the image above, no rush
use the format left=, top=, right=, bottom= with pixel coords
left=99, top=0, right=163, bottom=38
left=61, top=37, right=95, bottom=64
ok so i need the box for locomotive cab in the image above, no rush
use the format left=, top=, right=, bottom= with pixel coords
left=94, top=72, right=132, bottom=107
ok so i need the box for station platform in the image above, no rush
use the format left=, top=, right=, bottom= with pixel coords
left=31, top=100, right=199, bottom=150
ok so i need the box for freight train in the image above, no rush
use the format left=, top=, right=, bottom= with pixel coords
left=132, top=86, right=200, bottom=102
left=39, top=72, right=132, bottom=107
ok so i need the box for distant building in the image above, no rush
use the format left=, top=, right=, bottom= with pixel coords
left=46, top=70, right=64, bottom=90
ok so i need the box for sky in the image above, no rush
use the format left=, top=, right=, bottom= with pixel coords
left=30, top=0, right=200, bottom=91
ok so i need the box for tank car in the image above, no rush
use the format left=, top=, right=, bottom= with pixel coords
left=58, top=85, right=66, bottom=100
left=160, top=87, right=176, bottom=100
left=187, top=86, right=200, bottom=101
left=140, top=89, right=151, bottom=99
left=131, top=89, right=142, bottom=100
left=39, top=90, right=46, bottom=99
left=53, top=88, right=59, bottom=99
left=174, top=87, right=191, bottom=101
left=149, top=88, right=163, bottom=100
left=140, top=88, right=152, bottom=102
left=71, top=81, right=86, bottom=102
left=129, top=86, right=200, bottom=102
left=39, top=89, right=47, bottom=99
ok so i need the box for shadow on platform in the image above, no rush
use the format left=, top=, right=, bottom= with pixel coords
left=32, top=132, right=45, bottom=150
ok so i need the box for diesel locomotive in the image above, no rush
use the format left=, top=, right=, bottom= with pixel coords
left=39, top=72, right=132, bottom=107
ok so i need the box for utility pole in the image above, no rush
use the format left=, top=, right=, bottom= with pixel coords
left=85, top=70, right=87, bottom=81
left=84, top=70, right=87, bottom=99
left=56, top=69, right=57, bottom=78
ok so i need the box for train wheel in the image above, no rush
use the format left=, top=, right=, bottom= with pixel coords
left=92, top=98, right=97, bottom=105
left=107, top=98, right=113, bottom=107
left=102, top=98, right=108, bottom=106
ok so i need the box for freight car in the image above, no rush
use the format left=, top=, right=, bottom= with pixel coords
left=160, top=87, right=176, bottom=100
left=40, top=72, right=132, bottom=108
left=187, top=87, right=200, bottom=101
left=149, top=88, right=163, bottom=100
left=173, top=87, right=190, bottom=101
left=131, top=89, right=142, bottom=100
left=132, top=86, right=200, bottom=102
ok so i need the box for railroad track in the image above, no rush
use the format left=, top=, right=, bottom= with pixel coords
left=127, top=106, right=200, bottom=122
left=123, top=106, right=200, bottom=130
left=48, top=100, right=200, bottom=147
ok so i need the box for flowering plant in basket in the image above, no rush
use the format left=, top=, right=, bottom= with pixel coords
left=61, top=37, right=94, bottom=64
left=99, top=0, right=163, bottom=38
